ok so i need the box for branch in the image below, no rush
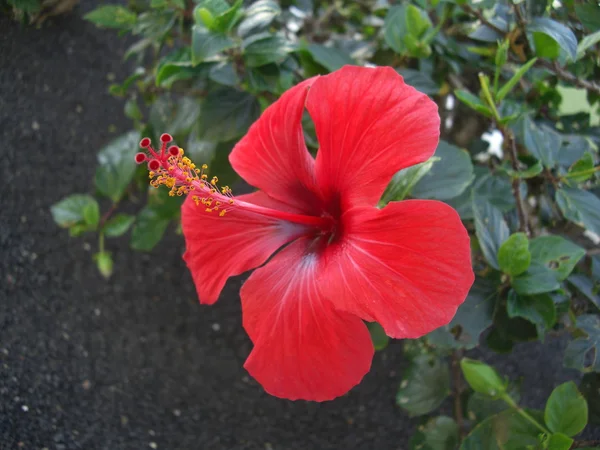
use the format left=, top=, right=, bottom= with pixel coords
left=502, top=128, right=530, bottom=235
left=461, top=4, right=506, bottom=36
left=540, top=60, right=600, bottom=95
left=451, top=350, right=466, bottom=438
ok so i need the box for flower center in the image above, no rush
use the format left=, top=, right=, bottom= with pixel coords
left=135, top=134, right=334, bottom=230
left=136, top=134, right=234, bottom=216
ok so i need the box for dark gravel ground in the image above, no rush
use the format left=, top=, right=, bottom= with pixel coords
left=0, top=4, right=598, bottom=450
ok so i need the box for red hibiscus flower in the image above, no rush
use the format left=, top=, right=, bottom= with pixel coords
left=136, top=66, right=474, bottom=401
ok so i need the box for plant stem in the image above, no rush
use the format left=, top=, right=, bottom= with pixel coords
left=461, top=4, right=507, bottom=35
left=451, top=350, right=466, bottom=438
left=538, top=60, right=600, bottom=96
left=502, top=128, right=530, bottom=235
left=98, top=203, right=118, bottom=231
left=501, top=393, right=550, bottom=435
left=99, top=232, right=105, bottom=253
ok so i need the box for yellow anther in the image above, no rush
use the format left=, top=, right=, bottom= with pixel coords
left=201, top=174, right=208, bottom=180
left=219, top=210, right=226, bottom=217
left=229, top=199, right=234, bottom=205
left=201, top=164, right=208, bottom=170
left=205, top=208, right=212, bottom=213
left=210, top=188, right=216, bottom=194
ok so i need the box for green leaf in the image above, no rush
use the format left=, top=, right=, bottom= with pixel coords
left=156, top=63, right=202, bottom=88
left=567, top=152, right=596, bottom=183
left=460, top=358, right=506, bottom=397
left=532, top=31, right=561, bottom=59
left=367, top=322, right=389, bottom=351
left=238, top=0, right=281, bottom=37
left=469, top=17, right=508, bottom=43
left=383, top=5, right=408, bottom=54
left=191, top=25, right=234, bottom=65
left=473, top=197, right=509, bottom=270
left=198, top=88, right=260, bottom=142
left=397, top=355, right=450, bottom=416
left=575, top=4, right=600, bottom=32
left=149, top=97, right=201, bottom=140
left=577, top=31, right=600, bottom=60
left=460, top=409, right=544, bottom=450
left=506, top=291, right=556, bottom=339
left=512, top=262, right=561, bottom=295
left=556, top=188, right=600, bottom=235
left=528, top=18, right=578, bottom=61
left=95, top=131, right=140, bottom=203
left=454, top=89, right=493, bottom=116
left=427, top=278, right=496, bottom=350
left=547, top=433, right=574, bottom=450
left=558, top=134, right=593, bottom=168
left=83, top=201, right=100, bottom=228
left=194, top=0, right=241, bottom=32
left=545, top=381, right=588, bottom=436
left=84, top=5, right=137, bottom=29
left=103, top=214, right=135, bottom=238
left=381, top=159, right=436, bottom=204
left=211, top=0, right=243, bottom=33
left=517, top=117, right=561, bottom=168
left=397, top=69, right=439, bottom=95
left=568, top=275, right=600, bottom=310
left=383, top=4, right=432, bottom=57
left=487, top=299, right=539, bottom=353
left=69, top=223, right=93, bottom=237
left=195, top=7, right=215, bottom=28
left=496, top=58, right=537, bottom=103
left=198, top=0, right=229, bottom=16
left=529, top=235, right=586, bottom=281
left=448, top=169, right=514, bottom=220
left=564, top=314, right=600, bottom=373
left=243, top=34, right=292, bottom=67
left=409, top=416, right=459, bottom=450
left=51, top=195, right=99, bottom=228
left=209, top=62, right=239, bottom=86
left=499, top=160, right=543, bottom=179
left=411, top=141, right=475, bottom=201
left=498, top=233, right=531, bottom=277
left=94, top=251, right=113, bottom=279
left=130, top=207, right=171, bottom=251
left=303, top=44, right=355, bottom=73
left=467, top=383, right=521, bottom=424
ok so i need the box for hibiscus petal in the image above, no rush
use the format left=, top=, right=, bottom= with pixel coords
left=181, top=191, right=307, bottom=304
left=241, top=238, right=374, bottom=401
left=321, top=200, right=474, bottom=339
left=306, top=66, right=440, bottom=209
left=229, top=78, right=321, bottom=213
